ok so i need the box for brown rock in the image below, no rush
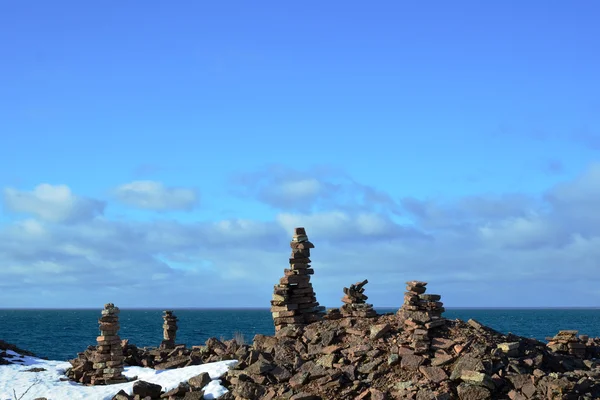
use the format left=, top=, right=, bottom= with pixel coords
left=401, top=354, right=424, bottom=370
left=456, top=383, right=491, bottom=400
left=450, top=355, right=485, bottom=380
left=188, top=372, right=211, bottom=389
left=419, top=366, right=448, bottom=383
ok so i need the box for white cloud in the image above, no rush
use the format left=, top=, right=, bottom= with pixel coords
left=2, top=163, right=600, bottom=308
left=113, top=181, right=198, bottom=211
left=2, top=184, right=104, bottom=223
left=278, top=179, right=322, bottom=198
left=230, top=165, right=399, bottom=213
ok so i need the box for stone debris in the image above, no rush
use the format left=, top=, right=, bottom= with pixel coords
left=339, top=279, right=377, bottom=318
left=271, top=227, right=326, bottom=332
left=397, top=281, right=446, bottom=354
left=546, top=330, right=587, bottom=358
left=160, top=310, right=178, bottom=350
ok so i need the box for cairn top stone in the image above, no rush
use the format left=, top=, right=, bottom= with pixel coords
left=292, top=227, right=309, bottom=242
left=101, top=303, right=120, bottom=315
left=406, top=281, right=428, bottom=287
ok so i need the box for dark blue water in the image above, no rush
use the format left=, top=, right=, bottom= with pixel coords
left=1, top=308, right=600, bottom=361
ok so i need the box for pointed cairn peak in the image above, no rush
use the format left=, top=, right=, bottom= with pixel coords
left=271, top=227, right=325, bottom=332
left=338, top=279, right=377, bottom=318
left=342, top=279, right=369, bottom=304
left=102, top=303, right=119, bottom=315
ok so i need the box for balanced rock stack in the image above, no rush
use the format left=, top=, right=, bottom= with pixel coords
left=160, top=310, right=178, bottom=350
left=398, top=281, right=446, bottom=354
left=546, top=330, right=587, bottom=358
left=271, top=227, right=326, bottom=332
left=92, top=303, right=127, bottom=384
left=340, top=279, right=377, bottom=318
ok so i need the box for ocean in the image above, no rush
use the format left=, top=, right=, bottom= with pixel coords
left=1, top=308, right=600, bottom=361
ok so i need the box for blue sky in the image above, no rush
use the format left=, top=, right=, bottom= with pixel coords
left=1, top=1, right=599, bottom=308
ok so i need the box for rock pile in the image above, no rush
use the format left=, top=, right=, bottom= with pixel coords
left=67, top=303, right=128, bottom=384
left=398, top=281, right=446, bottom=354
left=271, top=227, right=326, bottom=332
left=92, top=303, right=127, bottom=384
left=546, top=330, right=587, bottom=358
left=160, top=310, right=178, bottom=350
left=217, top=311, right=600, bottom=400
left=339, top=279, right=377, bottom=318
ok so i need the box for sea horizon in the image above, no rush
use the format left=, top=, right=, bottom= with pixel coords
left=2, top=306, right=600, bottom=310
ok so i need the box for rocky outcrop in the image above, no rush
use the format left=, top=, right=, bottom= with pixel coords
left=0, top=339, right=36, bottom=365
left=271, top=228, right=326, bottom=332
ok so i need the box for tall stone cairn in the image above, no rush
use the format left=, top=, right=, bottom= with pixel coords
left=340, top=279, right=377, bottom=318
left=271, top=227, right=326, bottom=332
left=92, top=303, right=127, bottom=384
left=398, top=281, right=446, bottom=354
left=160, top=310, right=178, bottom=350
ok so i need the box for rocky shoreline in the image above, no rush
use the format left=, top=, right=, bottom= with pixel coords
left=3, top=313, right=600, bottom=399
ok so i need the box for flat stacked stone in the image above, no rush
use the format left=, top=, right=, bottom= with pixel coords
left=340, top=279, right=377, bottom=318
left=92, top=303, right=127, bottom=384
left=160, top=310, right=178, bottom=350
left=271, top=227, right=326, bottom=332
left=546, top=330, right=586, bottom=358
left=397, top=281, right=446, bottom=354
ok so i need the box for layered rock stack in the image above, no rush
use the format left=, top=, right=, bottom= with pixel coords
left=546, top=330, right=587, bottom=358
left=271, top=227, right=326, bottom=332
left=92, top=303, right=127, bottom=384
left=160, top=310, right=178, bottom=350
left=398, top=281, right=446, bottom=354
left=340, top=279, right=377, bottom=318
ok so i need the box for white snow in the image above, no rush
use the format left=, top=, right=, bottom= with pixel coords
left=0, top=350, right=237, bottom=400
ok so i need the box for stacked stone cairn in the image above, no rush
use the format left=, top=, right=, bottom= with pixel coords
left=271, top=227, right=326, bottom=332
left=92, top=303, right=127, bottom=384
left=160, top=310, right=178, bottom=350
left=340, top=279, right=377, bottom=318
left=398, top=281, right=446, bottom=354
left=546, top=330, right=587, bottom=358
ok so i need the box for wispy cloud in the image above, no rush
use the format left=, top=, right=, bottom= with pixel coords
left=2, top=184, right=104, bottom=223
left=113, top=181, right=198, bottom=211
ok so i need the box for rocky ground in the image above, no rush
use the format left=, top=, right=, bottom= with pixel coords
left=5, top=314, right=600, bottom=399
left=67, top=313, right=600, bottom=400
left=0, top=339, right=37, bottom=365
left=210, top=315, right=600, bottom=400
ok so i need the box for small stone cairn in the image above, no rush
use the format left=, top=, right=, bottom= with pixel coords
left=546, top=330, right=587, bottom=358
left=339, top=279, right=377, bottom=318
left=398, top=281, right=446, bottom=354
left=160, top=310, right=178, bottom=350
left=271, top=227, right=326, bottom=332
left=92, top=303, right=127, bottom=384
